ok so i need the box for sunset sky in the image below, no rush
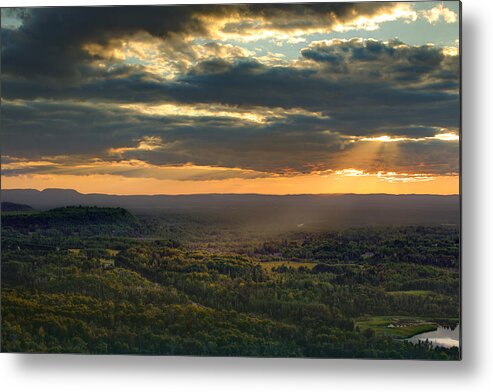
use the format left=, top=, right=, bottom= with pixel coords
left=1, top=2, right=460, bottom=195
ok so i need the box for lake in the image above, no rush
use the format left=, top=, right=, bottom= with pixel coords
left=406, top=324, right=460, bottom=348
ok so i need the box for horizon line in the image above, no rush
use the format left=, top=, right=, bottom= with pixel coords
left=2, top=187, right=460, bottom=197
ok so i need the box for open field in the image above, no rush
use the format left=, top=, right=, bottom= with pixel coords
left=356, top=316, right=440, bottom=339
left=256, top=261, right=317, bottom=271
left=386, top=290, right=434, bottom=296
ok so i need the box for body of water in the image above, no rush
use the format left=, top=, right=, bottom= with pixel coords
left=406, top=324, right=460, bottom=348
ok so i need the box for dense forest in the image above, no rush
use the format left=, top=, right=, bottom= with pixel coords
left=1, top=204, right=460, bottom=359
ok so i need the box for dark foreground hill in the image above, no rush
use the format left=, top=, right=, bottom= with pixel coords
left=2, top=206, right=139, bottom=236
left=1, top=201, right=34, bottom=212
left=2, top=188, right=460, bottom=229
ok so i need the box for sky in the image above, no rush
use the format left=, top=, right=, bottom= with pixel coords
left=1, top=1, right=460, bottom=195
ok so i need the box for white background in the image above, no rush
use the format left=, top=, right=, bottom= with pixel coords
left=1, top=0, right=491, bottom=391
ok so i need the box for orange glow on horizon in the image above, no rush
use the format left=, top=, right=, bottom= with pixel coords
left=2, top=172, right=459, bottom=196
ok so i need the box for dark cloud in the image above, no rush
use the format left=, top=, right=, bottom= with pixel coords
left=1, top=6, right=219, bottom=81
left=1, top=99, right=343, bottom=174
left=301, top=38, right=459, bottom=88
left=1, top=3, right=397, bottom=82
left=2, top=54, right=458, bottom=127
left=1, top=95, right=458, bottom=177
left=1, top=61, right=459, bottom=175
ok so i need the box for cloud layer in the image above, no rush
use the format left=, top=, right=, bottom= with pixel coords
left=1, top=3, right=460, bottom=188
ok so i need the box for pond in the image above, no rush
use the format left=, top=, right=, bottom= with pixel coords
left=406, top=323, right=460, bottom=348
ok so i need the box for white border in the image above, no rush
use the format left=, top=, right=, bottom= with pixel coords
left=2, top=1, right=493, bottom=391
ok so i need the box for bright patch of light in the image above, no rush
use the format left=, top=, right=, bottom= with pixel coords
left=420, top=4, right=458, bottom=24
left=360, top=135, right=409, bottom=143
left=334, top=4, right=417, bottom=32
left=120, top=103, right=327, bottom=124
left=377, top=171, right=435, bottom=183
left=334, top=168, right=437, bottom=184
left=433, top=132, right=460, bottom=141
left=108, top=136, right=163, bottom=155
left=442, top=46, right=459, bottom=57
left=358, top=132, right=459, bottom=143
left=335, top=169, right=370, bottom=177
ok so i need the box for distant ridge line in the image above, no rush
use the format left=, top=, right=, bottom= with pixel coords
left=2, top=188, right=460, bottom=198
left=2, top=188, right=459, bottom=228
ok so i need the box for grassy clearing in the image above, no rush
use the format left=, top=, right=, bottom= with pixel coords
left=356, top=316, right=438, bottom=339
left=257, top=261, right=316, bottom=271
left=386, top=290, right=434, bottom=296
left=107, top=249, right=120, bottom=256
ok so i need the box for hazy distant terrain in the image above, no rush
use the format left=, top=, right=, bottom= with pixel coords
left=2, top=189, right=459, bottom=231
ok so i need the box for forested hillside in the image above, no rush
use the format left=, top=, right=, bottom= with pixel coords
left=1, top=206, right=460, bottom=358
left=2, top=206, right=139, bottom=236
